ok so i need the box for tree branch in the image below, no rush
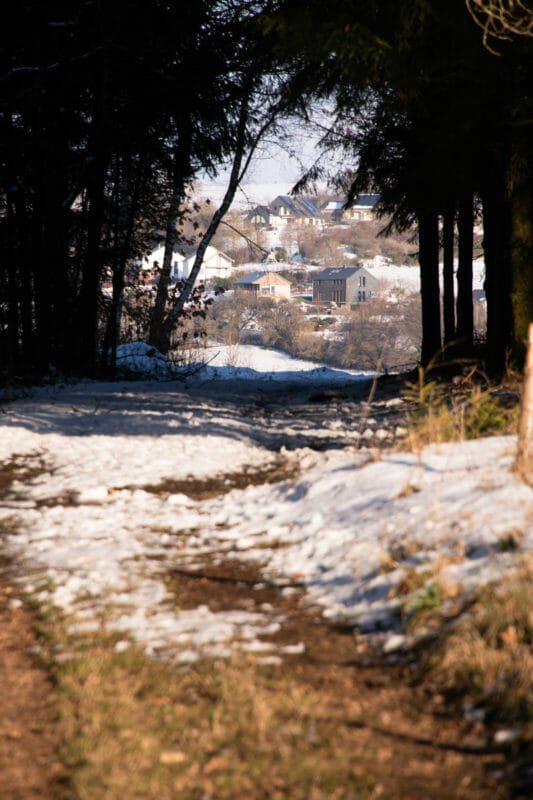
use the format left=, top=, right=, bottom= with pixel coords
left=165, top=89, right=278, bottom=327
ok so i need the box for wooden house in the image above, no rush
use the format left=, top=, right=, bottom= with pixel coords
left=233, top=271, right=291, bottom=301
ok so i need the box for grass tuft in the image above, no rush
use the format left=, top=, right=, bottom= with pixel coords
left=431, top=558, right=533, bottom=735
left=401, top=367, right=519, bottom=450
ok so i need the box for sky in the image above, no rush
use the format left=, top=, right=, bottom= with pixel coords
left=200, top=120, right=326, bottom=189
left=0, top=342, right=530, bottom=664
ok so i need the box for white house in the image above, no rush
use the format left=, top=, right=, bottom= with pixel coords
left=142, top=243, right=234, bottom=285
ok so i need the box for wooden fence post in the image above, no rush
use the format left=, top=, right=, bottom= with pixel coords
left=515, top=323, right=533, bottom=482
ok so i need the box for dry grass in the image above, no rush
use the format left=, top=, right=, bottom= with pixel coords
left=401, top=367, right=519, bottom=451
left=6, top=562, right=510, bottom=799
left=431, top=558, right=533, bottom=736
left=45, top=635, right=373, bottom=800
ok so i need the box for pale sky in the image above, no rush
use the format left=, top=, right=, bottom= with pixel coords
left=204, top=122, right=324, bottom=186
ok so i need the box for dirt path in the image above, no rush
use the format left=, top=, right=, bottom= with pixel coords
left=167, top=561, right=510, bottom=800
left=0, top=375, right=523, bottom=798
left=0, top=579, right=70, bottom=800
left=0, top=560, right=513, bottom=800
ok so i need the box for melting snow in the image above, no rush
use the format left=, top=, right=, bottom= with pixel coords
left=1, top=343, right=531, bottom=662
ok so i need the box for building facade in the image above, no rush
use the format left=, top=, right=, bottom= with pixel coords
left=312, top=266, right=379, bottom=305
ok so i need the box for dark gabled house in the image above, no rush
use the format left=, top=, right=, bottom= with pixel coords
left=246, top=195, right=323, bottom=228
left=326, top=194, right=380, bottom=222
left=245, top=204, right=273, bottom=226
left=312, top=266, right=379, bottom=306
left=269, top=194, right=323, bottom=225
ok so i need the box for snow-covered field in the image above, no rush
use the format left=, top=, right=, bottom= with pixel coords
left=365, top=256, right=486, bottom=295
left=1, top=344, right=530, bottom=664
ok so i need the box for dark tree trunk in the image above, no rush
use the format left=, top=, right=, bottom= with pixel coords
left=76, top=151, right=107, bottom=374
left=456, top=194, right=474, bottom=357
left=418, top=209, right=442, bottom=366
left=442, top=202, right=456, bottom=349
left=508, top=133, right=533, bottom=367
left=102, top=156, right=144, bottom=374
left=148, top=167, right=186, bottom=353
left=75, top=31, right=111, bottom=377
left=515, top=323, right=533, bottom=482
left=481, top=178, right=512, bottom=377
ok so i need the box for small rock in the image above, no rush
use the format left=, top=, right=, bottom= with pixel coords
left=55, top=652, right=75, bottom=664
left=463, top=703, right=487, bottom=722
left=280, top=642, right=306, bottom=655
left=494, top=728, right=522, bottom=745
left=385, top=398, right=403, bottom=407
left=258, top=655, right=282, bottom=665
left=382, top=633, right=408, bottom=653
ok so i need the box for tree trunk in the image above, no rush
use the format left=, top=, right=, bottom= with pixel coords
left=509, top=133, right=533, bottom=367
left=456, top=194, right=474, bottom=357
left=102, top=155, right=144, bottom=374
left=442, top=202, right=456, bottom=348
left=75, top=14, right=110, bottom=377
left=418, top=209, right=442, bottom=366
left=481, top=177, right=512, bottom=377
left=515, top=323, right=533, bottom=483
left=76, top=150, right=107, bottom=374
left=148, top=162, right=187, bottom=354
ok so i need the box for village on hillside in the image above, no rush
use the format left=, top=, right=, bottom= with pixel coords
left=132, top=187, right=485, bottom=302
left=118, top=187, right=486, bottom=374
left=133, top=191, right=384, bottom=294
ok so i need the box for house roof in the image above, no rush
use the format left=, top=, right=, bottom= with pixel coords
left=313, top=267, right=362, bottom=281
left=234, top=271, right=290, bottom=285
left=295, top=197, right=322, bottom=217
left=234, top=271, right=269, bottom=284
left=272, top=195, right=322, bottom=219
left=352, top=194, right=380, bottom=208
left=245, top=204, right=271, bottom=220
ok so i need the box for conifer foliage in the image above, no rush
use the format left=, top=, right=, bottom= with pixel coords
left=0, top=0, right=279, bottom=377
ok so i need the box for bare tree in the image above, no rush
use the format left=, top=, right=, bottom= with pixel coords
left=466, top=0, right=533, bottom=52
left=153, top=85, right=280, bottom=353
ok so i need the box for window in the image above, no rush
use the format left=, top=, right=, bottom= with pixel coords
left=362, top=276, right=366, bottom=286
left=358, top=291, right=362, bottom=301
